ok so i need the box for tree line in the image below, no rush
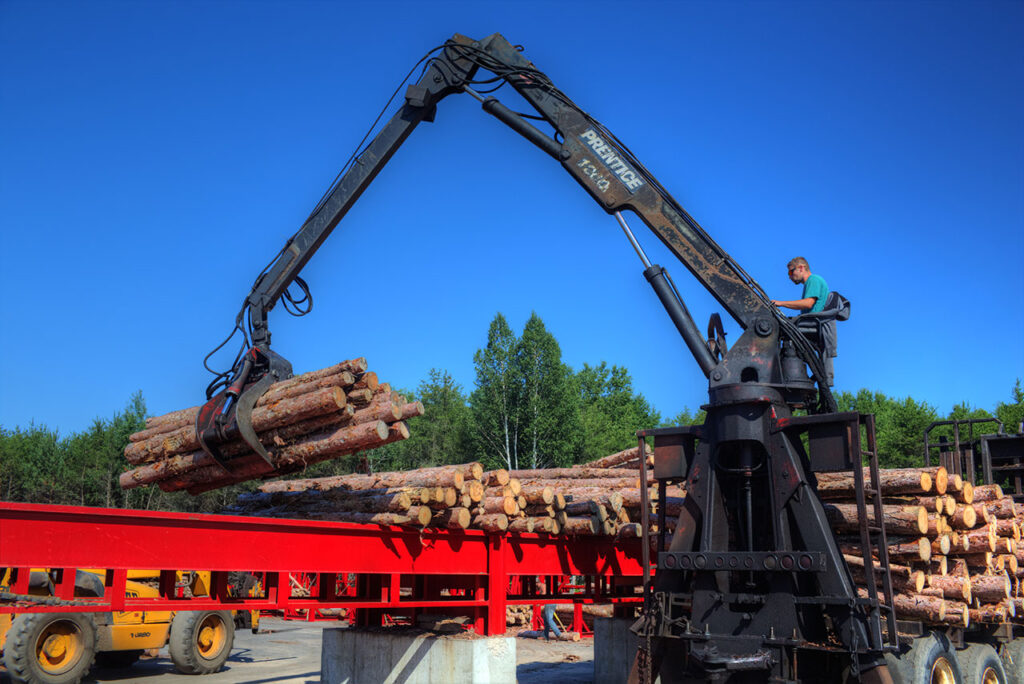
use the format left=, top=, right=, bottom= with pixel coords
left=1, top=312, right=1021, bottom=513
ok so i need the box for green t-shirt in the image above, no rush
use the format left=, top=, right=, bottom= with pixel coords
left=802, top=274, right=829, bottom=313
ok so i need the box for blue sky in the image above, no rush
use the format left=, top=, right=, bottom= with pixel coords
left=1, top=0, right=1022, bottom=436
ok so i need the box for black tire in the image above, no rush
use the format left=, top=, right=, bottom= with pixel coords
left=94, top=649, right=143, bottom=669
left=959, top=643, right=1007, bottom=684
left=2, top=612, right=97, bottom=684
left=999, top=639, right=1024, bottom=684
left=885, top=632, right=963, bottom=684
left=168, top=610, right=234, bottom=675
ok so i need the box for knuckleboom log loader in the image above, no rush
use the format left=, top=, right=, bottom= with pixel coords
left=0, top=568, right=257, bottom=683
left=188, top=32, right=910, bottom=683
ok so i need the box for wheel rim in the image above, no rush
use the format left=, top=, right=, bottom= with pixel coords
left=981, top=665, right=1000, bottom=684
left=35, top=619, right=83, bottom=675
left=930, top=656, right=956, bottom=684
left=195, top=614, right=227, bottom=661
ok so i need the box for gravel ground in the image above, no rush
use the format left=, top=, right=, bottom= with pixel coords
left=0, top=617, right=596, bottom=684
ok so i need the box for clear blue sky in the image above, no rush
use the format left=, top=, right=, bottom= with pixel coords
left=1, top=1, right=1022, bottom=436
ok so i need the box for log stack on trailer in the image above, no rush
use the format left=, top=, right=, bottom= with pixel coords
left=226, top=446, right=657, bottom=536
left=814, top=467, right=1024, bottom=630
left=119, top=358, right=418, bottom=494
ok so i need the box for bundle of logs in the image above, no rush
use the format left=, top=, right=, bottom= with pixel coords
left=225, top=445, right=659, bottom=537
left=119, top=358, right=419, bottom=495
left=817, top=466, right=1024, bottom=629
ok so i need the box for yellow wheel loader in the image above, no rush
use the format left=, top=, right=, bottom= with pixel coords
left=0, top=568, right=257, bottom=684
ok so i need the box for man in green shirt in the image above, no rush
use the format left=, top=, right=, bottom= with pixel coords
left=771, top=257, right=829, bottom=314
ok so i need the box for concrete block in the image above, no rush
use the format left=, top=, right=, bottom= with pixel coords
left=594, top=617, right=660, bottom=684
left=322, top=628, right=516, bottom=684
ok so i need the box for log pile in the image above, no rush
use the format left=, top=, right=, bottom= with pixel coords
left=818, top=468, right=1023, bottom=628
left=119, top=358, right=419, bottom=494
left=225, top=445, right=658, bottom=537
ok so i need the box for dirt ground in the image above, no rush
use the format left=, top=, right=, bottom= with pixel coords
left=0, top=617, right=597, bottom=684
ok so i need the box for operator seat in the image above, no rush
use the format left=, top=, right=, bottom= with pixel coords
left=794, top=291, right=850, bottom=386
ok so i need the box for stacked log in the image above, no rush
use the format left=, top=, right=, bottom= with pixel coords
left=119, top=359, right=420, bottom=494
left=819, top=467, right=1022, bottom=628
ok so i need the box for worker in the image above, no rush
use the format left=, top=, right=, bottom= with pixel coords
left=541, top=603, right=561, bottom=640
left=771, top=256, right=829, bottom=314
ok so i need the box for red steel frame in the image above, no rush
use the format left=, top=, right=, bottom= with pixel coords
left=0, top=502, right=647, bottom=636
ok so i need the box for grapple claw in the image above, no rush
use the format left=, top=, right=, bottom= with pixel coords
left=195, top=347, right=293, bottom=474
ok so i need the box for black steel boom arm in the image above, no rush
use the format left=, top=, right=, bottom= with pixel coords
left=231, top=32, right=832, bottom=411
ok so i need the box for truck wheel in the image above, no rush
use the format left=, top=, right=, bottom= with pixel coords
left=885, top=632, right=963, bottom=684
left=2, top=612, right=97, bottom=684
left=168, top=610, right=234, bottom=675
left=959, top=643, right=1006, bottom=684
left=999, top=639, right=1024, bottom=684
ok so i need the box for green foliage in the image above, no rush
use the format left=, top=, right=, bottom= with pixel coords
left=995, top=379, right=1024, bottom=434
left=836, top=388, right=940, bottom=468
left=577, top=361, right=661, bottom=460
left=667, top=406, right=706, bottom=427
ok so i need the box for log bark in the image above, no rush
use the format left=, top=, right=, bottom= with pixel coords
left=972, top=484, right=1004, bottom=503
left=968, top=604, right=1007, bottom=624
left=926, top=575, right=972, bottom=602
left=839, top=537, right=930, bottom=562
left=518, top=485, right=554, bottom=505
left=970, top=574, right=1011, bottom=603
left=124, top=386, right=348, bottom=464
left=480, top=496, right=519, bottom=516
left=485, top=470, right=510, bottom=487
left=584, top=445, right=652, bottom=469
left=815, top=467, right=944, bottom=496
left=508, top=518, right=535, bottom=534
left=472, top=514, right=509, bottom=532
left=823, top=503, right=928, bottom=535
left=432, top=507, right=471, bottom=530
left=948, top=504, right=977, bottom=530
left=560, top=517, right=599, bottom=536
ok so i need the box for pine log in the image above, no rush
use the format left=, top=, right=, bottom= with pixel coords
left=463, top=480, right=485, bottom=503
left=994, top=519, right=1021, bottom=541
left=823, top=503, right=928, bottom=535
left=398, top=401, right=424, bottom=421
left=564, top=500, right=598, bottom=516
left=124, top=386, right=347, bottom=464
left=840, top=538, right=930, bottom=562
left=961, top=526, right=997, bottom=553
left=954, top=482, right=975, bottom=504
left=405, top=505, right=434, bottom=527
left=480, top=496, right=519, bottom=516
left=947, top=473, right=964, bottom=493
left=350, top=401, right=402, bottom=424
left=815, top=467, right=944, bottom=496
left=507, top=478, right=522, bottom=496
left=256, top=370, right=357, bottom=406
left=432, top=507, right=471, bottom=530
left=584, top=445, right=652, bottom=469
left=472, top=513, right=509, bottom=532
left=485, top=470, right=510, bottom=487
left=508, top=517, right=535, bottom=534
left=559, top=488, right=623, bottom=513
left=968, top=604, right=1007, bottom=624
left=930, top=535, right=951, bottom=556
left=346, top=388, right=373, bottom=405
left=518, top=485, right=554, bottom=506
left=949, top=504, right=978, bottom=530
left=858, top=588, right=946, bottom=622
left=972, top=484, right=1004, bottom=502
left=529, top=517, right=554, bottom=533
left=173, top=419, right=392, bottom=493
left=927, top=575, right=972, bottom=602
left=940, top=601, right=970, bottom=627
left=324, top=511, right=418, bottom=527
left=510, top=467, right=651, bottom=480
left=561, top=517, right=599, bottom=536
left=352, top=371, right=379, bottom=392
left=984, top=498, right=1017, bottom=520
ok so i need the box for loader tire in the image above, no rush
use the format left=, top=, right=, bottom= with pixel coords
left=168, top=610, right=234, bottom=675
left=885, top=632, right=963, bottom=684
left=2, top=612, right=97, bottom=684
left=999, top=638, right=1024, bottom=684
left=958, top=643, right=1006, bottom=684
